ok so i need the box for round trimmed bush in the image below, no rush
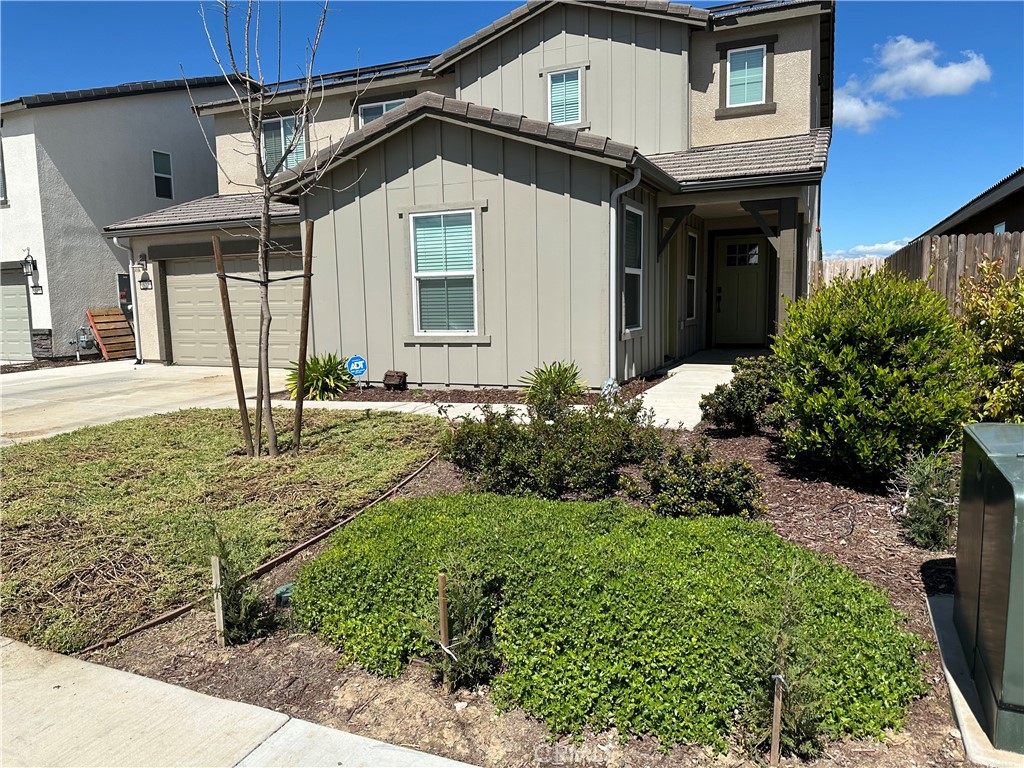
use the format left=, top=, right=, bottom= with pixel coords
left=773, top=271, right=980, bottom=479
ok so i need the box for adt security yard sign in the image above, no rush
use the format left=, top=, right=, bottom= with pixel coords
left=346, top=355, right=367, bottom=378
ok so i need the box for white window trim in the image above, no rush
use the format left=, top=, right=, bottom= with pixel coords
left=686, top=231, right=698, bottom=322
left=152, top=150, right=173, bottom=200
left=726, top=44, right=767, bottom=108
left=358, top=99, right=407, bottom=128
left=623, top=203, right=644, bottom=332
left=261, top=115, right=307, bottom=175
left=547, top=67, right=583, bottom=126
left=410, top=209, right=478, bottom=336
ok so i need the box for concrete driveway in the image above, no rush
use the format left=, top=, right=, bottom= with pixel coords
left=0, top=360, right=287, bottom=445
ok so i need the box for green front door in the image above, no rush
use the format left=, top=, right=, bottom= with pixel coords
left=713, top=236, right=767, bottom=346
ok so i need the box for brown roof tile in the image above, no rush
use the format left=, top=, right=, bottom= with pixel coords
left=104, top=194, right=300, bottom=234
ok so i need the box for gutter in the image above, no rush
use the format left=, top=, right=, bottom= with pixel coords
left=103, top=215, right=302, bottom=240
left=608, top=168, right=642, bottom=385
left=111, top=237, right=143, bottom=365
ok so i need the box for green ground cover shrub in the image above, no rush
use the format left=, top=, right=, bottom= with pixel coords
left=773, top=271, right=980, bottom=479
left=891, top=450, right=960, bottom=550
left=624, top=437, right=766, bottom=518
left=442, top=398, right=661, bottom=499
left=286, top=352, right=356, bottom=400
left=699, top=355, right=786, bottom=433
left=295, top=495, right=927, bottom=750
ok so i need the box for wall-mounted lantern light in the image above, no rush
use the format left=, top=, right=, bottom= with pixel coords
left=31, top=285, right=43, bottom=295
left=22, top=249, right=36, bottom=276
left=138, top=271, right=154, bottom=291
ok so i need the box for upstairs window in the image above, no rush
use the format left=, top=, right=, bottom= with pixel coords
left=548, top=69, right=581, bottom=125
left=359, top=99, right=406, bottom=127
left=411, top=211, right=476, bottom=334
left=0, top=137, right=7, bottom=203
left=153, top=151, right=173, bottom=199
left=727, top=45, right=766, bottom=107
left=262, top=116, right=307, bottom=175
left=623, top=206, right=644, bottom=331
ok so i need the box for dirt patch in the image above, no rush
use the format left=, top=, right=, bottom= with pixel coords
left=83, top=445, right=967, bottom=768
left=1, top=357, right=105, bottom=375
left=272, top=375, right=667, bottom=406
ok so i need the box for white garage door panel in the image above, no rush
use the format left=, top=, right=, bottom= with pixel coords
left=1, top=270, right=33, bottom=362
left=165, top=255, right=303, bottom=367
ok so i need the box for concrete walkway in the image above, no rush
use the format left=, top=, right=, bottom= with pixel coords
left=638, top=349, right=754, bottom=429
left=0, top=638, right=476, bottom=768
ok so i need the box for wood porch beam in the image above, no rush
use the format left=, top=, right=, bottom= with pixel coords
left=657, top=205, right=695, bottom=259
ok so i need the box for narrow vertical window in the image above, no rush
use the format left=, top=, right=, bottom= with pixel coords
left=548, top=69, right=581, bottom=125
left=153, top=151, right=173, bottom=199
left=0, top=136, right=7, bottom=202
left=262, top=116, right=307, bottom=175
left=623, top=206, right=644, bottom=331
left=727, top=46, right=766, bottom=107
left=412, top=211, right=476, bottom=334
left=686, top=232, right=698, bottom=321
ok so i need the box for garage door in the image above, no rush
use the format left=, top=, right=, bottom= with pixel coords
left=164, top=254, right=303, bottom=367
left=1, top=269, right=33, bottom=363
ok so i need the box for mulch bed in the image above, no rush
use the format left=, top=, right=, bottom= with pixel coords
left=273, top=374, right=667, bottom=405
left=1, top=357, right=105, bottom=375
left=83, top=432, right=967, bottom=768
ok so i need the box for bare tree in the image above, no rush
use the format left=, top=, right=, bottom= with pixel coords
left=193, top=0, right=328, bottom=457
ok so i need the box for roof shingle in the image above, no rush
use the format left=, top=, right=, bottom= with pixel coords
left=104, top=194, right=300, bottom=234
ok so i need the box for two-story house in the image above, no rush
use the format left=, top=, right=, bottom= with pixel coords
left=106, top=0, right=834, bottom=387
left=0, top=77, right=234, bottom=363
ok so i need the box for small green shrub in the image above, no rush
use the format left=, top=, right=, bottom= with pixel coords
left=773, top=271, right=981, bottom=479
left=212, top=535, right=277, bottom=645
left=624, top=437, right=765, bottom=518
left=699, top=355, right=786, bottom=433
left=442, top=398, right=661, bottom=499
left=959, top=259, right=1024, bottom=423
left=286, top=353, right=355, bottom=400
left=892, top=450, right=960, bottom=550
left=294, top=495, right=927, bottom=749
left=519, top=360, right=586, bottom=419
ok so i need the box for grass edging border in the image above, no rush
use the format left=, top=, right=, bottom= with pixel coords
left=75, top=450, right=441, bottom=656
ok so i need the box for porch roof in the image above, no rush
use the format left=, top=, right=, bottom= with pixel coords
left=647, top=128, right=830, bottom=189
left=104, top=194, right=301, bottom=237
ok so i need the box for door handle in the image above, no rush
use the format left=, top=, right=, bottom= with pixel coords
left=716, top=287, right=722, bottom=314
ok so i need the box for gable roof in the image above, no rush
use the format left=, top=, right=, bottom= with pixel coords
left=647, top=129, right=830, bottom=189
left=1, top=76, right=230, bottom=112
left=104, top=194, right=300, bottom=237
left=272, top=91, right=680, bottom=196
left=427, top=0, right=710, bottom=74
left=920, top=167, right=1024, bottom=238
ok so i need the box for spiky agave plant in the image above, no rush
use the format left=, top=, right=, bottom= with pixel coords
left=287, top=353, right=356, bottom=400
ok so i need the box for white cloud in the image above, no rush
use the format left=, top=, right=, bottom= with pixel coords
left=834, top=36, right=992, bottom=132
left=824, top=237, right=912, bottom=260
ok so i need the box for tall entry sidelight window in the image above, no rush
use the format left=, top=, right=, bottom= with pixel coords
left=686, top=232, right=698, bottom=321
left=623, top=205, right=644, bottom=331
left=411, top=211, right=477, bottom=334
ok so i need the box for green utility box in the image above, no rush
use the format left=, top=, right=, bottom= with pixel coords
left=954, top=423, right=1024, bottom=754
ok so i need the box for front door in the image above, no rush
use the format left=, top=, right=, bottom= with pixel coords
left=713, top=236, right=767, bottom=346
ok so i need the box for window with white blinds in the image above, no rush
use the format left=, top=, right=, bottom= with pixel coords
left=262, top=116, right=307, bottom=175
left=623, top=206, right=644, bottom=331
left=411, top=211, right=476, bottom=334
left=727, top=46, right=766, bottom=107
left=548, top=69, right=581, bottom=125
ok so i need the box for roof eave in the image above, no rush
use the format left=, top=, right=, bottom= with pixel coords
left=919, top=169, right=1024, bottom=238
left=103, top=214, right=303, bottom=239
left=673, top=169, right=824, bottom=193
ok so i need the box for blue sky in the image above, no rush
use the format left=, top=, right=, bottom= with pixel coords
left=2, top=1, right=1021, bottom=258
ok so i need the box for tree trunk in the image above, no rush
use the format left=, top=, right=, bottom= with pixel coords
left=259, top=187, right=278, bottom=457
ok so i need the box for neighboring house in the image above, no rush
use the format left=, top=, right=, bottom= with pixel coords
left=920, top=166, right=1024, bottom=238
left=106, top=0, right=834, bottom=388
left=0, top=77, right=234, bottom=363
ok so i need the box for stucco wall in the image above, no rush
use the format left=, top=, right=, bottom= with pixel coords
left=214, top=76, right=456, bottom=195
left=453, top=4, right=691, bottom=155
left=303, top=118, right=614, bottom=388
left=690, top=15, right=818, bottom=147
left=0, top=112, right=51, bottom=333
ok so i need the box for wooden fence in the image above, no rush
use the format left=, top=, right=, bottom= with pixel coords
left=884, top=232, right=1021, bottom=309
left=810, top=256, right=886, bottom=288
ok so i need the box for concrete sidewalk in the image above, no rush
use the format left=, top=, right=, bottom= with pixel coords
left=638, top=349, right=753, bottom=429
left=0, top=638, right=476, bottom=768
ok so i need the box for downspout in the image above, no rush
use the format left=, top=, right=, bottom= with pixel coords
left=112, top=236, right=143, bottom=365
left=607, top=167, right=642, bottom=385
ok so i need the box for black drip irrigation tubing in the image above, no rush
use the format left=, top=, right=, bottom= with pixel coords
left=76, top=450, right=441, bottom=656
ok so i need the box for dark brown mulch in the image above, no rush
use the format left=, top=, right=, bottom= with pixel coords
left=273, top=375, right=667, bottom=405
left=1, top=357, right=105, bottom=375
left=85, top=441, right=967, bottom=768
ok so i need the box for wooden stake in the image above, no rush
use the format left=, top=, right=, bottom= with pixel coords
left=213, top=236, right=254, bottom=457
left=211, top=556, right=226, bottom=648
left=770, top=673, right=783, bottom=767
left=254, top=307, right=264, bottom=457
left=293, top=219, right=314, bottom=454
left=438, top=572, right=449, bottom=649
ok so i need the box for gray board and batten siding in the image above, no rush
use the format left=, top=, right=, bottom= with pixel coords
left=302, top=117, right=620, bottom=389
left=449, top=3, right=691, bottom=156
